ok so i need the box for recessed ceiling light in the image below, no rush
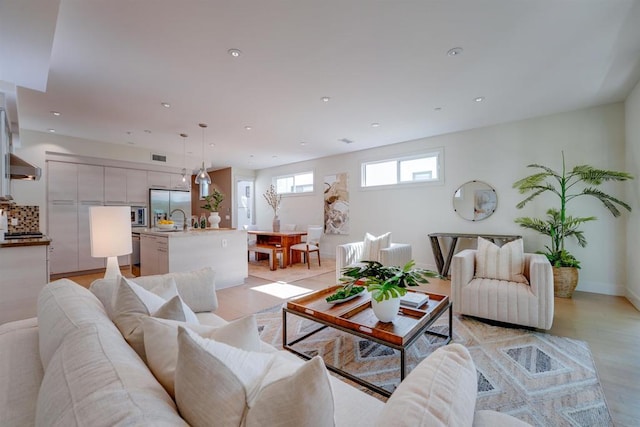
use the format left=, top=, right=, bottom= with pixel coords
left=339, top=138, right=354, bottom=144
left=321, top=96, right=330, bottom=102
left=126, top=131, right=133, bottom=135
left=434, top=107, right=442, bottom=111
left=144, top=129, right=152, bottom=134
left=249, top=154, right=254, bottom=158
left=474, top=96, right=485, bottom=102
left=127, top=141, right=135, bottom=145
left=300, top=141, right=307, bottom=146
left=47, top=128, right=56, bottom=133
left=161, top=102, right=171, bottom=108
left=228, top=48, right=242, bottom=57
left=50, top=111, right=61, bottom=116
left=447, top=47, right=463, bottom=57
left=244, top=126, right=252, bottom=131
left=272, top=155, right=277, bottom=158
left=371, top=122, right=380, bottom=128
left=209, top=143, right=215, bottom=147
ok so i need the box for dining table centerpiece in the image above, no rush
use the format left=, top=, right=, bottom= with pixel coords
left=263, top=184, right=282, bottom=232
left=331, top=260, right=440, bottom=322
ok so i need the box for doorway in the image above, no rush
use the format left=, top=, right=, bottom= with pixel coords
left=236, top=179, right=254, bottom=229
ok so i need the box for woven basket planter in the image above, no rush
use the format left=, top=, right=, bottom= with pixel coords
left=553, top=267, right=579, bottom=298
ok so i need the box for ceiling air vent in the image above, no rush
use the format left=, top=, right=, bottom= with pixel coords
left=339, top=138, right=354, bottom=144
left=151, top=153, right=167, bottom=163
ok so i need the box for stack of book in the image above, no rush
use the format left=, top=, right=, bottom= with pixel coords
left=400, top=292, right=429, bottom=308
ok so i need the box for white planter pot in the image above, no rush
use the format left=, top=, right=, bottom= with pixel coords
left=208, top=212, right=221, bottom=228
left=371, top=296, right=401, bottom=323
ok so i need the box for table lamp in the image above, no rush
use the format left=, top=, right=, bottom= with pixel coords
left=89, top=206, right=132, bottom=279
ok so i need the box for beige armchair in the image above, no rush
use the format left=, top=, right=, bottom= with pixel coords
left=451, top=249, right=554, bottom=330
left=336, top=240, right=411, bottom=282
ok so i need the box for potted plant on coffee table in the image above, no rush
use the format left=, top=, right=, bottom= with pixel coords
left=513, top=152, right=633, bottom=297
left=201, top=188, right=225, bottom=228
left=332, top=260, right=440, bottom=322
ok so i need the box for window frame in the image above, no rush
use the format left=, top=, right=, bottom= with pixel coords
left=360, top=148, right=444, bottom=189
left=273, top=170, right=315, bottom=195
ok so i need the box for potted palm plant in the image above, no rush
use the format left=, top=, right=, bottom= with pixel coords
left=335, top=260, right=440, bottom=322
left=201, top=188, right=225, bottom=228
left=513, top=152, right=633, bottom=297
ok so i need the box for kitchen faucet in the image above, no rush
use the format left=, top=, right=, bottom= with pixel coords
left=170, top=208, right=188, bottom=231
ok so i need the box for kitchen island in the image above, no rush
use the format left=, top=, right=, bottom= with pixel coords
left=0, top=236, right=51, bottom=324
left=139, top=228, right=247, bottom=289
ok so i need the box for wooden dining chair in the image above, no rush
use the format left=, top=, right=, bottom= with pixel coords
left=289, top=226, right=322, bottom=268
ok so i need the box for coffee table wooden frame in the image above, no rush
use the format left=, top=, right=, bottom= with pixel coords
left=283, top=286, right=452, bottom=397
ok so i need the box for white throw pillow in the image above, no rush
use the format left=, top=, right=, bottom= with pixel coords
left=174, top=327, right=335, bottom=427
left=362, top=232, right=391, bottom=262
left=142, top=315, right=261, bottom=397
left=113, top=277, right=199, bottom=360
left=475, top=237, right=529, bottom=284
left=374, top=344, right=477, bottom=427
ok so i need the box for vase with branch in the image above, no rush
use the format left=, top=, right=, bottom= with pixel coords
left=263, top=184, right=282, bottom=232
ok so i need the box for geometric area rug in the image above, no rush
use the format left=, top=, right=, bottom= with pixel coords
left=255, top=309, right=613, bottom=427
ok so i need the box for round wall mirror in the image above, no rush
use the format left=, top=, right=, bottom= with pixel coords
left=453, top=180, right=497, bottom=221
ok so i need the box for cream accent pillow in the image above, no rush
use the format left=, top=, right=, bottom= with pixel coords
left=142, top=315, right=261, bottom=397
left=475, top=237, right=528, bottom=284
left=374, top=344, right=477, bottom=427
left=362, top=232, right=391, bottom=262
left=113, top=277, right=199, bottom=360
left=174, top=327, right=335, bottom=427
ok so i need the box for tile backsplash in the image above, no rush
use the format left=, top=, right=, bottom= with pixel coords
left=5, top=205, right=40, bottom=233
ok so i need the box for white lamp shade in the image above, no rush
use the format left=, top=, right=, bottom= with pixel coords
left=89, top=206, right=132, bottom=257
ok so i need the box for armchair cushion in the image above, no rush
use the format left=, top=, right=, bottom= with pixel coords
left=475, top=237, right=528, bottom=284
left=363, top=232, right=391, bottom=261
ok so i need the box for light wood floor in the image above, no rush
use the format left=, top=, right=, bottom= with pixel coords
left=69, top=268, right=640, bottom=426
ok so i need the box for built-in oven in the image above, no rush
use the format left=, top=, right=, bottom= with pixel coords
left=131, top=206, right=148, bottom=228
left=131, top=231, right=141, bottom=276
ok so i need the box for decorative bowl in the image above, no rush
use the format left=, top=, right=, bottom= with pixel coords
left=157, top=223, right=175, bottom=230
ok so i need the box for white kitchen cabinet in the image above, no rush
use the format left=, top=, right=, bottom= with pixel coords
left=140, top=233, right=168, bottom=276
left=48, top=202, right=78, bottom=274
left=0, top=244, right=50, bottom=324
left=126, top=169, right=148, bottom=205
left=77, top=202, right=106, bottom=270
left=77, top=164, right=104, bottom=202
left=104, top=167, right=128, bottom=205
left=147, top=171, right=171, bottom=189
left=48, top=162, right=78, bottom=202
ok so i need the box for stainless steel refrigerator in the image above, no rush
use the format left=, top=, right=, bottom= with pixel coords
left=149, top=189, right=191, bottom=229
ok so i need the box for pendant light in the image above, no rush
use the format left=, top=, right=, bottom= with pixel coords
left=194, top=123, right=212, bottom=185
left=179, top=133, right=190, bottom=188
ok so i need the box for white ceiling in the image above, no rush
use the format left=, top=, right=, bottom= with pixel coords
left=3, top=0, right=640, bottom=170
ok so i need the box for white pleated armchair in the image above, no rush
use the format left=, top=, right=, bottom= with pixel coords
left=451, top=249, right=554, bottom=330
left=335, top=233, right=412, bottom=282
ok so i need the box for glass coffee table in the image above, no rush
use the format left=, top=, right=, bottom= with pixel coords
left=283, top=286, right=452, bottom=397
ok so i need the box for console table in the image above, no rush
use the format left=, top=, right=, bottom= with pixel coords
left=428, top=233, right=522, bottom=277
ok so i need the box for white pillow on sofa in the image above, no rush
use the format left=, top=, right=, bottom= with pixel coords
left=374, top=343, right=477, bottom=427
left=113, top=277, right=199, bottom=360
left=475, top=237, right=528, bottom=284
left=362, top=232, right=391, bottom=262
left=174, top=327, right=335, bottom=427
left=142, top=315, right=261, bottom=397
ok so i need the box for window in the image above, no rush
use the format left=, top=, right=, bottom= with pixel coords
left=361, top=149, right=443, bottom=188
left=275, top=171, right=314, bottom=194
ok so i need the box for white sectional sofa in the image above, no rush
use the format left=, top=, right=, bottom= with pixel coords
left=0, top=268, right=529, bottom=426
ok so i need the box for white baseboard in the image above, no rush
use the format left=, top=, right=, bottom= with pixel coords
left=626, top=287, right=640, bottom=311
left=575, top=279, right=624, bottom=296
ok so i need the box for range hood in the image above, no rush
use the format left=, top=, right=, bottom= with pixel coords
left=9, top=154, right=42, bottom=180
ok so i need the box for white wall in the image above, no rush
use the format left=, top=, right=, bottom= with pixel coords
left=625, top=81, right=640, bottom=309
left=257, top=103, right=629, bottom=295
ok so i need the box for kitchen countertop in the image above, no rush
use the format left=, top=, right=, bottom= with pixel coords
left=138, top=228, right=239, bottom=237
left=0, top=236, right=52, bottom=248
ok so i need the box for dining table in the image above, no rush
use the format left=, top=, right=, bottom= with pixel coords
left=247, top=230, right=308, bottom=268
